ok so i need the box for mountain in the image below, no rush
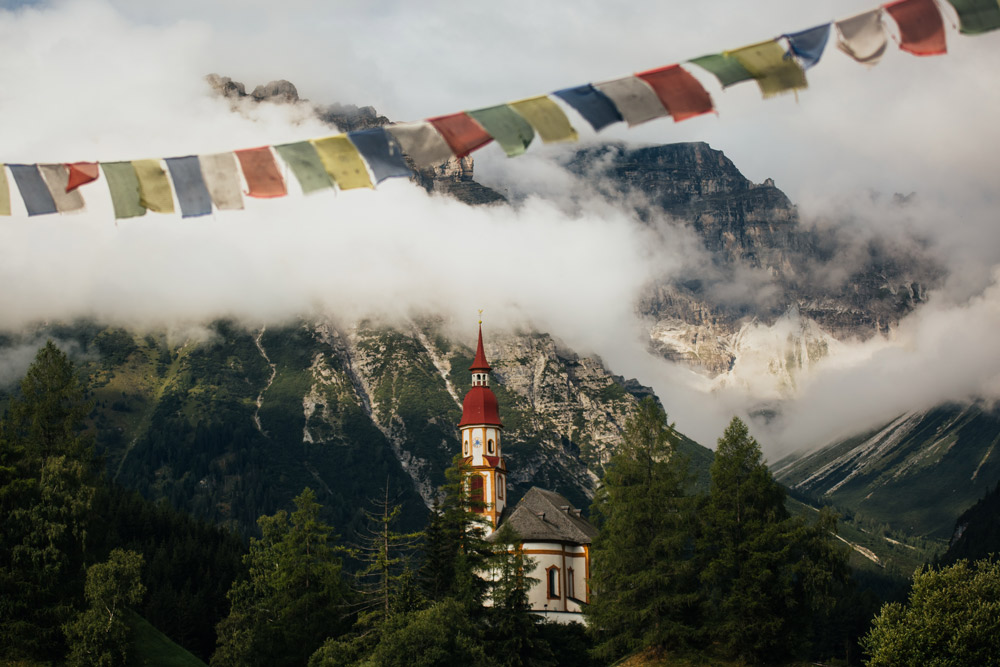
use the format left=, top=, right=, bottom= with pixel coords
left=0, top=319, right=710, bottom=537
left=940, top=479, right=1000, bottom=564
left=565, top=142, right=939, bottom=381
left=773, top=403, right=1000, bottom=542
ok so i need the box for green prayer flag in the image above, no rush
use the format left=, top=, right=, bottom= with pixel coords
left=467, top=105, right=535, bottom=157
left=689, top=54, right=755, bottom=88
left=101, top=162, right=146, bottom=219
left=729, top=40, right=808, bottom=98
left=133, top=159, right=174, bottom=214
left=0, top=166, right=9, bottom=216
left=275, top=141, right=333, bottom=193
left=946, top=0, right=1000, bottom=34
left=508, top=96, right=578, bottom=143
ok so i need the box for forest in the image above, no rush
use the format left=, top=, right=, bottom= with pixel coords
left=1, top=342, right=997, bottom=666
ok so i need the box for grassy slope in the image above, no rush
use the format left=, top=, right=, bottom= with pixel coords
left=130, top=611, right=207, bottom=667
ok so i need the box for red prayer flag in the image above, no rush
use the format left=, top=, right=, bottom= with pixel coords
left=235, top=147, right=287, bottom=198
left=428, top=113, right=493, bottom=158
left=885, top=0, right=947, bottom=56
left=65, top=162, right=99, bottom=192
left=636, top=65, right=714, bottom=122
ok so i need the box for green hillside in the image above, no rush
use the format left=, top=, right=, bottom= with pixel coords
left=773, top=405, right=1000, bottom=541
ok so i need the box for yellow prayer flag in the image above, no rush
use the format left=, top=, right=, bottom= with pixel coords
left=132, top=159, right=175, bottom=214
left=311, top=135, right=374, bottom=190
left=728, top=40, right=808, bottom=99
left=0, top=166, right=10, bottom=216
left=508, top=96, right=578, bottom=144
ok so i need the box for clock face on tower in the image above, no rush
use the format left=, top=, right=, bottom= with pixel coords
left=474, top=437, right=482, bottom=449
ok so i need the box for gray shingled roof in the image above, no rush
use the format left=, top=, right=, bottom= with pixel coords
left=495, top=487, right=598, bottom=544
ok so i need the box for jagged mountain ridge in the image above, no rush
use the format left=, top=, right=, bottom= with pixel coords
left=773, top=403, right=1000, bottom=541
left=565, top=142, right=939, bottom=379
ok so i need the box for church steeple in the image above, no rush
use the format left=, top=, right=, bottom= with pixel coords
left=458, top=320, right=506, bottom=528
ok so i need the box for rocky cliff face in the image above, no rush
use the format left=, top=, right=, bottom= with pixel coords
left=1, top=319, right=686, bottom=535
left=565, top=142, right=940, bottom=385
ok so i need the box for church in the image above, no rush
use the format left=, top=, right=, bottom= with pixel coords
left=458, top=323, right=598, bottom=623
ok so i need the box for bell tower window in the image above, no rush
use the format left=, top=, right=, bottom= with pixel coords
left=487, top=438, right=495, bottom=455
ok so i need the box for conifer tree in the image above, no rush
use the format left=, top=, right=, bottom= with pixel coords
left=418, top=453, right=491, bottom=607
left=485, top=522, right=554, bottom=667
left=212, top=488, right=350, bottom=667
left=585, top=397, right=699, bottom=662
left=0, top=341, right=98, bottom=661
left=699, top=416, right=849, bottom=664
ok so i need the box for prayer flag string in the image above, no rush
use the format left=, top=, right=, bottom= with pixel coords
left=0, top=0, right=994, bottom=219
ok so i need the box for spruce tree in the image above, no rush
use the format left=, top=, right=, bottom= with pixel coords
left=212, top=488, right=350, bottom=667
left=0, top=341, right=98, bottom=661
left=585, top=397, right=699, bottom=662
left=485, top=522, right=554, bottom=667
left=699, top=416, right=849, bottom=664
left=418, top=453, right=491, bottom=607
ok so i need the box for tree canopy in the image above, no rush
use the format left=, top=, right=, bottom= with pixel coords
left=862, top=558, right=1000, bottom=666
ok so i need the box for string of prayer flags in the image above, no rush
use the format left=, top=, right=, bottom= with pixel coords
left=836, top=9, right=890, bottom=65
left=688, top=53, right=755, bottom=88
left=593, top=76, right=668, bottom=127
left=785, top=24, right=832, bottom=69
left=274, top=142, right=333, bottom=194
left=346, top=128, right=412, bottom=183
left=729, top=40, right=809, bottom=98
left=428, top=113, right=494, bottom=158
left=199, top=153, right=244, bottom=211
left=235, top=147, right=287, bottom=198
left=133, top=159, right=175, bottom=214
left=552, top=84, right=623, bottom=132
left=885, top=0, right=947, bottom=55
left=165, top=156, right=214, bottom=218
left=311, top=135, right=374, bottom=190
left=946, top=0, right=1000, bottom=35
left=0, top=0, right=995, bottom=221
left=507, top=96, right=578, bottom=143
left=101, top=162, right=146, bottom=219
left=9, top=164, right=58, bottom=217
left=38, top=164, right=85, bottom=213
left=466, top=105, right=536, bottom=157
left=386, top=122, right=455, bottom=168
left=65, top=162, right=99, bottom=193
left=636, top=65, right=715, bottom=121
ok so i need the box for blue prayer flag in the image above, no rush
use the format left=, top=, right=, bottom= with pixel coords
left=347, top=128, right=412, bottom=183
left=552, top=84, right=623, bottom=132
left=9, top=164, right=57, bottom=216
left=166, top=156, right=213, bottom=218
left=785, top=23, right=831, bottom=69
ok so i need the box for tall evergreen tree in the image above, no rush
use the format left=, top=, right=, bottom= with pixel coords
left=584, top=397, right=699, bottom=663
left=212, top=488, right=350, bottom=667
left=485, top=522, right=554, bottom=667
left=418, top=454, right=491, bottom=607
left=699, top=416, right=848, bottom=664
left=0, top=341, right=98, bottom=661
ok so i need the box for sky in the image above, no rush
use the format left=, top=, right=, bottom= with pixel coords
left=1, top=0, right=999, bottom=456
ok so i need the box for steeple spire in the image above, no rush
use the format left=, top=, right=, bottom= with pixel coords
left=470, top=322, right=491, bottom=373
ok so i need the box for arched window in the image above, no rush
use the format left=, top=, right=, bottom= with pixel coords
left=463, top=438, right=469, bottom=456
left=470, top=475, right=484, bottom=512
left=567, top=567, right=575, bottom=599
left=546, top=566, right=560, bottom=599
left=497, top=475, right=504, bottom=500
left=487, top=438, right=495, bottom=455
